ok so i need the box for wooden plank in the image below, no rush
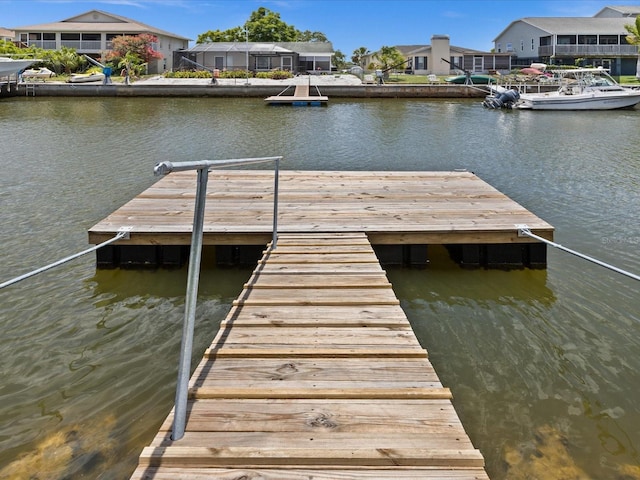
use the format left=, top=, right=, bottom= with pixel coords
left=131, top=467, right=491, bottom=480
left=188, top=387, right=451, bottom=400
left=218, top=304, right=408, bottom=327
left=208, top=327, right=420, bottom=347
left=244, top=273, right=391, bottom=288
left=204, top=347, right=428, bottom=358
left=138, top=446, right=485, bottom=468
left=189, top=357, right=441, bottom=386
left=152, top=432, right=470, bottom=451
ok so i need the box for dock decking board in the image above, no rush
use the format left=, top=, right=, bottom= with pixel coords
left=130, top=233, right=489, bottom=479
left=89, top=170, right=553, bottom=248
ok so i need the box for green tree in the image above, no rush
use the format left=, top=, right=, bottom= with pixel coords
left=351, top=47, right=370, bottom=69
left=625, top=16, right=640, bottom=79
left=197, top=26, right=245, bottom=43
left=46, top=46, right=85, bottom=74
left=246, top=7, right=297, bottom=42
left=332, top=49, right=347, bottom=70
left=370, top=46, right=406, bottom=76
left=196, top=7, right=330, bottom=44
left=107, top=34, right=162, bottom=72
left=298, top=30, right=328, bottom=42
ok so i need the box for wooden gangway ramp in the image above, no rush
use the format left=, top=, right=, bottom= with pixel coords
left=131, top=232, right=489, bottom=479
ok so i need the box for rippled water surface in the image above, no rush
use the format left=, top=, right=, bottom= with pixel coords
left=1, top=96, right=639, bottom=479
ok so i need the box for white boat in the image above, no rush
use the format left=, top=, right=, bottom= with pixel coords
left=0, top=57, right=37, bottom=77
left=22, top=67, right=56, bottom=80
left=516, top=68, right=640, bottom=110
left=67, top=72, right=105, bottom=83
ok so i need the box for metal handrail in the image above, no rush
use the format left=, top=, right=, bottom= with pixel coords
left=154, top=156, right=282, bottom=441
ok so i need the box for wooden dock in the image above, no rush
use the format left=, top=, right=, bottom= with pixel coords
left=130, top=232, right=489, bottom=479
left=89, top=170, right=554, bottom=269
left=265, top=83, right=329, bottom=105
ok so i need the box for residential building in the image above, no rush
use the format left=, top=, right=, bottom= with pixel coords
left=493, top=6, right=640, bottom=75
left=364, top=35, right=513, bottom=76
left=10, top=10, right=190, bottom=73
left=175, top=42, right=334, bottom=74
left=0, top=28, right=14, bottom=42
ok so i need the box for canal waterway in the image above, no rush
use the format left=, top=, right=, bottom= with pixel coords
left=1, top=95, right=639, bottom=479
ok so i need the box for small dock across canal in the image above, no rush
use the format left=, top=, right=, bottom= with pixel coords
left=130, top=232, right=490, bottom=479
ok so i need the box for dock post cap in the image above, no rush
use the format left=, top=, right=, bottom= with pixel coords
left=154, top=161, right=174, bottom=176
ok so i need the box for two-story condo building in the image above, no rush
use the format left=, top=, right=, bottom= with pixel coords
left=493, top=5, right=640, bottom=75
left=10, top=10, right=190, bottom=73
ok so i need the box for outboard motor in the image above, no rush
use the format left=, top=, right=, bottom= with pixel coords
left=483, top=89, right=520, bottom=109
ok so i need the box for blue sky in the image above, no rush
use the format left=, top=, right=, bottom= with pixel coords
left=2, top=0, right=639, bottom=56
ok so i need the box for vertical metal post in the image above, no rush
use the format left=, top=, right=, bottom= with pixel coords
left=171, top=167, right=208, bottom=441
left=272, top=157, right=279, bottom=249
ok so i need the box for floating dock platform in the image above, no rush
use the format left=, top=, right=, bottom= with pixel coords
left=88, top=170, right=554, bottom=269
left=130, top=232, right=490, bottom=479
left=265, top=84, right=328, bottom=106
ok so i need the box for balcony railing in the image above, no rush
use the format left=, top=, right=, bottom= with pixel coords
left=26, top=40, right=57, bottom=50
left=539, top=44, right=638, bottom=56
left=60, top=40, right=102, bottom=51
left=24, top=39, right=158, bottom=52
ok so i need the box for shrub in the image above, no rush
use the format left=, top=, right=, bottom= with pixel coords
left=165, top=70, right=212, bottom=79
left=255, top=70, right=294, bottom=80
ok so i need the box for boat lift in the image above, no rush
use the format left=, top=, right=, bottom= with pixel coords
left=83, top=55, right=112, bottom=84
left=179, top=56, right=217, bottom=84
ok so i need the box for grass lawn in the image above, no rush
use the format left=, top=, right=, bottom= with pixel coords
left=618, top=75, right=640, bottom=84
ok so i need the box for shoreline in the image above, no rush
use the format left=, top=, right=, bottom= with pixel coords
left=9, top=75, right=498, bottom=98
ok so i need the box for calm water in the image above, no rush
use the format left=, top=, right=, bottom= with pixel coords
left=1, top=96, right=639, bottom=479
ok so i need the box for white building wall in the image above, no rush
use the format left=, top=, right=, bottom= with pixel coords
left=494, top=21, right=549, bottom=59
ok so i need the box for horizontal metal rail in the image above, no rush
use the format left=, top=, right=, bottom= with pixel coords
left=154, top=156, right=282, bottom=442
left=517, top=225, right=640, bottom=282
left=0, top=227, right=132, bottom=290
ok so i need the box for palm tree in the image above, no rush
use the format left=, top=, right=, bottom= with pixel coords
left=625, top=16, right=640, bottom=79
left=351, top=47, right=370, bottom=70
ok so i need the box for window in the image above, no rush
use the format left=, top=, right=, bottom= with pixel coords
left=28, top=33, right=41, bottom=40
left=496, top=43, right=501, bottom=53
left=520, top=40, right=524, bottom=51
left=532, top=39, right=535, bottom=50
left=506, top=42, right=513, bottom=52
left=61, top=33, right=80, bottom=41
left=578, top=35, right=597, bottom=45
left=415, top=56, right=427, bottom=70
left=557, top=35, right=576, bottom=45
left=43, top=33, right=55, bottom=41
left=256, top=56, right=270, bottom=70
left=82, top=33, right=101, bottom=41
left=540, top=36, right=552, bottom=46
left=600, top=35, right=618, bottom=45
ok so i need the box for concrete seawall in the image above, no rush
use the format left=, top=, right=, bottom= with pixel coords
left=15, top=83, right=492, bottom=98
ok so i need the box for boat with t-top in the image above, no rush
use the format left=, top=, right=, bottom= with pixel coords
left=484, top=67, right=640, bottom=110
left=0, top=57, right=38, bottom=77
